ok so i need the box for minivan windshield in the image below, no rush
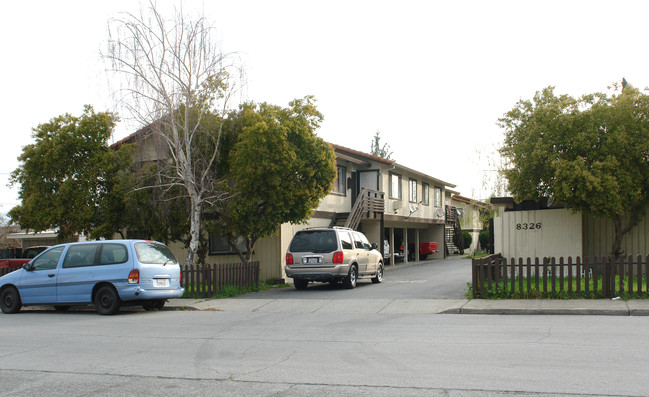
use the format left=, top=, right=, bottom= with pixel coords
left=290, top=230, right=338, bottom=253
left=135, top=242, right=178, bottom=264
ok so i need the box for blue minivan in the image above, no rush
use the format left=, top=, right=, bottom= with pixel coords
left=0, top=240, right=184, bottom=315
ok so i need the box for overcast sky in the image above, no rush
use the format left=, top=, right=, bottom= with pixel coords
left=2, top=0, right=648, bottom=215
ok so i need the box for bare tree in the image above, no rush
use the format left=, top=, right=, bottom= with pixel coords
left=105, top=2, right=242, bottom=266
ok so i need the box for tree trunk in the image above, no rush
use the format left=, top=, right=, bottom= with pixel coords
left=185, top=199, right=202, bottom=266
left=611, top=211, right=643, bottom=258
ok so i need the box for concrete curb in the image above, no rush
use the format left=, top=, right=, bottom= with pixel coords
left=165, top=298, right=649, bottom=316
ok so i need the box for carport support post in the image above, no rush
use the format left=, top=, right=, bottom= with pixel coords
left=404, top=227, right=409, bottom=263
left=415, top=229, right=420, bottom=262
left=389, top=228, right=396, bottom=266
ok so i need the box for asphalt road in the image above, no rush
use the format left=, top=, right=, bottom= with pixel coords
left=3, top=308, right=649, bottom=396
left=244, top=255, right=472, bottom=299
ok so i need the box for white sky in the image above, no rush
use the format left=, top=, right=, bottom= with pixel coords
left=2, top=0, right=649, bottom=215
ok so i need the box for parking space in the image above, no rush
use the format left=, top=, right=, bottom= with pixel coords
left=237, top=256, right=472, bottom=300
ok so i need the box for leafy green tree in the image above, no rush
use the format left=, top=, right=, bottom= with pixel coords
left=499, top=83, right=649, bottom=256
left=9, top=106, right=119, bottom=240
left=370, top=131, right=393, bottom=159
left=209, top=96, right=337, bottom=264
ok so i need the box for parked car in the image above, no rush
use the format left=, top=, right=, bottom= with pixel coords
left=399, top=242, right=439, bottom=261
left=383, top=240, right=404, bottom=263
left=0, top=240, right=184, bottom=315
left=0, top=246, right=50, bottom=269
left=285, top=227, right=384, bottom=289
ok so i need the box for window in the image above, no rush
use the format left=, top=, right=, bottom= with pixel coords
left=357, top=233, right=372, bottom=250
left=422, top=183, right=430, bottom=205
left=408, top=179, right=417, bottom=203
left=99, top=244, right=129, bottom=265
left=135, top=242, right=178, bottom=264
left=332, top=165, right=346, bottom=195
left=209, top=234, right=248, bottom=255
left=339, top=231, right=353, bottom=250
left=289, top=230, right=337, bottom=252
left=389, top=173, right=402, bottom=199
left=32, top=247, right=64, bottom=271
left=434, top=187, right=442, bottom=207
left=352, top=233, right=365, bottom=249
left=63, top=244, right=100, bottom=268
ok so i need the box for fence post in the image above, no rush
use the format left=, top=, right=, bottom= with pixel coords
left=637, top=255, right=643, bottom=294
left=518, top=257, right=524, bottom=295
left=604, top=256, right=611, bottom=298
left=559, top=256, right=565, bottom=292
left=471, top=258, right=478, bottom=299
left=567, top=256, right=573, bottom=294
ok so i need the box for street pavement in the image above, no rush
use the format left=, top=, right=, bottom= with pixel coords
left=167, top=257, right=649, bottom=316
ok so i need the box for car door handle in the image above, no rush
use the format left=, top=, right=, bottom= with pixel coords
left=48, top=274, right=55, bottom=278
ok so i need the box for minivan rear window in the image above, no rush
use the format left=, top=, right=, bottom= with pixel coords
left=135, top=242, right=178, bottom=264
left=290, top=230, right=337, bottom=253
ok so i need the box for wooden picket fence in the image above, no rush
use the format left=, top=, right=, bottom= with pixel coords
left=472, top=254, right=649, bottom=299
left=181, top=261, right=260, bottom=298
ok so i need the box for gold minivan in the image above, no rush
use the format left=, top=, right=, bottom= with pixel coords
left=285, top=227, right=384, bottom=289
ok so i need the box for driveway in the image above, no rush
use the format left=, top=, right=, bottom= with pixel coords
left=238, top=255, right=472, bottom=300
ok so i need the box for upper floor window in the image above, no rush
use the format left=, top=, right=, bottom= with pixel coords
left=389, top=173, right=402, bottom=200
left=422, top=183, right=430, bottom=205
left=332, top=165, right=347, bottom=196
left=408, top=179, right=417, bottom=203
left=434, top=187, right=442, bottom=207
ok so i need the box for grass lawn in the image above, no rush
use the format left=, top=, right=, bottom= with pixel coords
left=469, top=275, right=649, bottom=300
left=182, top=279, right=289, bottom=299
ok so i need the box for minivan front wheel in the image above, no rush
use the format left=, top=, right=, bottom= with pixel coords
left=372, top=264, right=384, bottom=284
left=0, top=287, right=22, bottom=314
left=343, top=265, right=357, bottom=289
left=94, top=286, right=120, bottom=315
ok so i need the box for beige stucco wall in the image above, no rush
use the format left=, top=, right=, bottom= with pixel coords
left=381, top=169, right=447, bottom=223
left=166, top=234, right=283, bottom=281
left=495, top=208, right=582, bottom=260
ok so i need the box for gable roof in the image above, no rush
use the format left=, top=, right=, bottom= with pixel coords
left=111, top=127, right=455, bottom=188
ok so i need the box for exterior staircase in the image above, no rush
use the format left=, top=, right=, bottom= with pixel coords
left=330, top=188, right=385, bottom=230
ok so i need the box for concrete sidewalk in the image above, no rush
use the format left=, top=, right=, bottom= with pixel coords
left=166, top=297, right=649, bottom=316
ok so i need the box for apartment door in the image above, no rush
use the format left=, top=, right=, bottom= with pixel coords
left=352, top=170, right=379, bottom=204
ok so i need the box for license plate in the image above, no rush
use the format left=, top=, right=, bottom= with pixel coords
left=304, top=257, right=320, bottom=264
left=154, top=278, right=170, bottom=287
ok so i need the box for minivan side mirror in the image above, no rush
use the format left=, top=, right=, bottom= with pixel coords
left=371, top=243, right=378, bottom=250
left=23, top=262, right=33, bottom=271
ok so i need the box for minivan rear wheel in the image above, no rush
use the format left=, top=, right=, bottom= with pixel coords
left=343, top=265, right=357, bottom=289
left=294, top=279, right=308, bottom=290
left=94, top=286, right=120, bottom=315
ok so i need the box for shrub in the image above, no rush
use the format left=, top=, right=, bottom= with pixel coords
left=479, top=229, right=489, bottom=250
left=462, top=231, right=472, bottom=249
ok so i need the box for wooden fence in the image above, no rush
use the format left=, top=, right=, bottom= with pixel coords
left=0, top=262, right=260, bottom=298
left=472, top=254, right=649, bottom=299
left=181, top=261, right=260, bottom=298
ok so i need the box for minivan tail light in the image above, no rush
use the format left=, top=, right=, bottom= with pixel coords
left=333, top=251, right=344, bottom=264
left=128, top=269, right=140, bottom=284
left=286, top=253, right=294, bottom=265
